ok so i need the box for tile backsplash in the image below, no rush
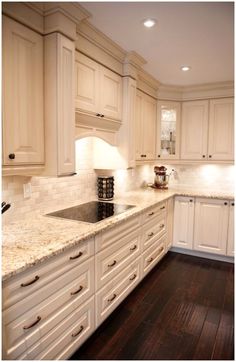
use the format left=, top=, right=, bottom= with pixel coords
left=2, top=162, right=234, bottom=224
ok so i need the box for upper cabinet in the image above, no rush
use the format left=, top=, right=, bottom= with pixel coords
left=156, top=101, right=181, bottom=160
left=181, top=98, right=234, bottom=161
left=135, top=90, right=157, bottom=161
left=2, top=16, right=44, bottom=174
left=75, top=52, right=122, bottom=121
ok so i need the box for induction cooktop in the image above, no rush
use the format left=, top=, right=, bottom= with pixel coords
left=46, top=201, right=135, bottom=224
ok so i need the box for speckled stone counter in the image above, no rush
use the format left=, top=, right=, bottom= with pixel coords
left=2, top=188, right=234, bottom=281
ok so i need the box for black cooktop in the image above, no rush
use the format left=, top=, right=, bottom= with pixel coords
left=46, top=201, right=135, bottom=224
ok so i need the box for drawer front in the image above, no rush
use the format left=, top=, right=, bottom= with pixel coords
left=142, top=202, right=166, bottom=224
left=96, top=257, right=141, bottom=327
left=142, top=213, right=167, bottom=250
left=142, top=234, right=166, bottom=277
left=95, top=215, right=141, bottom=252
left=95, top=230, right=141, bottom=290
left=3, top=258, right=94, bottom=359
left=3, top=238, right=94, bottom=311
left=34, top=297, right=95, bottom=360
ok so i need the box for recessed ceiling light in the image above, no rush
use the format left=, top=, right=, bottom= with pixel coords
left=181, top=66, right=191, bottom=71
left=143, top=18, right=156, bottom=28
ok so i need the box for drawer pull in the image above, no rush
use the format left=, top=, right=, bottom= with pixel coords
left=21, top=275, right=39, bottom=287
left=71, top=285, right=83, bottom=295
left=69, top=251, right=83, bottom=260
left=147, top=257, right=154, bottom=264
left=148, top=232, right=154, bottom=237
left=159, top=224, right=165, bottom=229
left=160, top=206, right=165, bottom=210
left=72, top=325, right=84, bottom=337
left=23, top=316, right=41, bottom=330
left=159, top=247, right=164, bottom=253
left=129, top=274, right=137, bottom=281
left=108, top=293, right=117, bottom=302
left=148, top=212, right=154, bottom=216
left=130, top=245, right=137, bottom=251
left=108, top=260, right=117, bottom=267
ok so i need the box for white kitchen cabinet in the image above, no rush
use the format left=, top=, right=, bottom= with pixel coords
left=181, top=98, right=234, bottom=161
left=2, top=16, right=44, bottom=170
left=156, top=101, right=181, bottom=160
left=135, top=90, right=157, bottom=161
left=181, top=100, right=209, bottom=160
left=173, top=196, right=195, bottom=249
left=75, top=52, right=122, bottom=121
left=208, top=98, right=234, bottom=160
left=227, top=201, right=234, bottom=257
left=44, top=33, right=75, bottom=176
left=166, top=197, right=174, bottom=250
left=142, top=234, right=166, bottom=277
left=193, top=198, right=229, bottom=255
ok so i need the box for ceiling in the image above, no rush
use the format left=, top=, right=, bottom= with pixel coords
left=80, top=2, right=234, bottom=86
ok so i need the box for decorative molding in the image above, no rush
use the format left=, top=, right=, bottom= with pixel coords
left=137, top=70, right=160, bottom=98
left=2, top=165, right=44, bottom=177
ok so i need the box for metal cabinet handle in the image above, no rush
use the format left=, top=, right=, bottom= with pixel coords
left=72, top=325, right=84, bottom=337
left=108, top=260, right=117, bottom=267
left=232, top=203, right=234, bottom=206
left=189, top=199, right=193, bottom=202
left=101, top=114, right=104, bottom=118
left=147, top=257, right=153, bottom=264
left=96, top=113, right=101, bottom=117
left=108, top=293, right=117, bottom=302
left=130, top=245, right=137, bottom=251
left=202, top=155, right=205, bottom=158
left=209, top=155, right=212, bottom=158
left=129, top=274, right=137, bottom=281
left=159, top=247, right=164, bottom=253
left=21, top=275, right=40, bottom=287
left=148, top=232, right=154, bottom=237
left=160, top=206, right=165, bottom=210
left=69, top=251, right=83, bottom=260
left=158, top=155, right=161, bottom=158
left=224, top=202, right=228, bottom=206
left=23, top=316, right=41, bottom=330
left=159, top=224, right=165, bottom=228
left=71, top=285, right=83, bottom=295
left=148, top=211, right=154, bottom=216
left=9, top=153, right=15, bottom=160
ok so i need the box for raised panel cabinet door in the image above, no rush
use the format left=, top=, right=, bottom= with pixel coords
left=193, top=198, right=229, bottom=255
left=227, top=202, right=234, bottom=257
left=166, top=197, right=174, bottom=250
left=57, top=35, right=75, bottom=175
left=181, top=101, right=208, bottom=160
left=75, top=52, right=100, bottom=114
left=135, top=90, right=144, bottom=160
left=100, top=66, right=122, bottom=120
left=142, top=93, right=157, bottom=160
left=173, top=196, right=195, bottom=249
left=208, top=98, right=234, bottom=160
left=3, top=16, right=44, bottom=165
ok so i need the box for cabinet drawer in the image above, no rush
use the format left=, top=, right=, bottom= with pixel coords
left=95, top=215, right=141, bottom=252
left=35, top=297, right=95, bottom=360
left=3, top=258, right=94, bottom=359
left=142, top=213, right=166, bottom=250
left=142, top=202, right=166, bottom=224
left=95, top=230, right=141, bottom=290
left=96, top=258, right=141, bottom=327
left=3, top=238, right=94, bottom=311
left=142, top=234, right=166, bottom=277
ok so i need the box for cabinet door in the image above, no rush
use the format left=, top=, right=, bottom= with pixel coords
left=157, top=101, right=181, bottom=160
left=100, top=66, right=122, bottom=120
left=166, top=197, right=174, bottom=250
left=3, top=16, right=44, bottom=165
left=173, top=196, right=195, bottom=249
left=227, top=202, right=234, bottom=257
left=194, top=198, right=229, bottom=255
left=142, top=93, right=156, bottom=160
left=181, top=101, right=208, bottom=160
left=75, top=52, right=100, bottom=114
left=208, top=98, right=234, bottom=160
left=135, top=90, right=144, bottom=160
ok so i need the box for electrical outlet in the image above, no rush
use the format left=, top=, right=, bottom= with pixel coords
left=23, top=183, right=32, bottom=199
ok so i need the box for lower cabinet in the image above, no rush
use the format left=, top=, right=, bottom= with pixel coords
left=227, top=201, right=234, bottom=257
left=173, top=196, right=195, bottom=249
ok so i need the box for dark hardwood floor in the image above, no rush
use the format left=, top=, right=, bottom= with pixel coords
left=70, top=252, right=234, bottom=360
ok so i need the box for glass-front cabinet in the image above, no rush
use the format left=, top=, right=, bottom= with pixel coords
left=156, top=101, right=181, bottom=159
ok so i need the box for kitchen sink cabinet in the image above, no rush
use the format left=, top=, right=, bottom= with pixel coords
left=2, top=16, right=44, bottom=175
left=227, top=201, right=234, bottom=257
left=135, top=89, right=157, bottom=161
left=181, top=98, right=234, bottom=161
left=193, top=198, right=229, bottom=255
left=173, top=196, right=195, bottom=249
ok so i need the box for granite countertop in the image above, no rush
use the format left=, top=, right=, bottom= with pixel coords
left=2, top=188, right=234, bottom=281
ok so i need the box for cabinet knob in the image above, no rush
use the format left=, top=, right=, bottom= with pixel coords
left=202, top=155, right=205, bottom=158
left=232, top=203, right=234, bottom=206
left=100, top=114, right=104, bottom=118
left=8, top=153, right=15, bottom=160
left=158, top=155, right=160, bottom=158
left=209, top=155, right=212, bottom=158
left=96, top=113, right=101, bottom=117
left=224, top=202, right=228, bottom=205
left=189, top=199, right=193, bottom=202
